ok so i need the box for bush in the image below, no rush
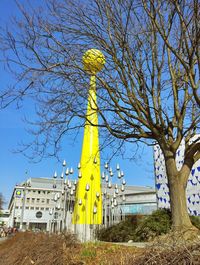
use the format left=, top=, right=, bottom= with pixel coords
left=96, top=215, right=142, bottom=242
left=190, top=216, right=200, bottom=230
left=96, top=209, right=200, bottom=242
left=134, top=209, right=172, bottom=241
left=128, top=210, right=200, bottom=242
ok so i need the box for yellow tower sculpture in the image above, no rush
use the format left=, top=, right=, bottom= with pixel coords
left=73, top=49, right=105, bottom=227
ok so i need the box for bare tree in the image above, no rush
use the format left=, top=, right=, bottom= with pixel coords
left=0, top=193, right=4, bottom=210
left=0, top=0, right=199, bottom=235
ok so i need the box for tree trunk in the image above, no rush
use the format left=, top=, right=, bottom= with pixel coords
left=165, top=156, right=197, bottom=232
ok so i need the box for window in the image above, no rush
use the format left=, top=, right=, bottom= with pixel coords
left=46, top=199, right=50, bottom=204
left=47, top=191, right=50, bottom=194
left=40, top=207, right=44, bottom=210
left=36, top=211, right=42, bottom=218
left=38, top=191, right=41, bottom=194
left=41, top=199, right=45, bottom=203
left=1, top=213, right=9, bottom=218
left=15, top=206, right=19, bottom=209
left=43, top=191, right=46, bottom=194
left=26, top=198, right=30, bottom=203
left=25, top=207, right=29, bottom=210
left=46, top=208, right=49, bottom=211
left=36, top=207, right=39, bottom=210
left=30, top=207, right=34, bottom=210
left=33, top=190, right=36, bottom=193
left=32, top=198, right=35, bottom=203
left=54, top=212, right=58, bottom=219
left=37, top=198, right=40, bottom=203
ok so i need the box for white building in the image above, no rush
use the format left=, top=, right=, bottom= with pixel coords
left=8, top=177, right=157, bottom=232
left=154, top=136, right=200, bottom=216
left=0, top=210, right=10, bottom=227
left=8, top=178, right=74, bottom=232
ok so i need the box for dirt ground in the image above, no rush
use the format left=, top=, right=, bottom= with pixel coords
left=1, top=232, right=200, bottom=265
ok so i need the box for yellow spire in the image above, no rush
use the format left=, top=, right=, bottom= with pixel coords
left=73, top=49, right=105, bottom=225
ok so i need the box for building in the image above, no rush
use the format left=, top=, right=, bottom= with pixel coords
left=154, top=136, right=200, bottom=216
left=8, top=177, right=74, bottom=232
left=102, top=184, right=156, bottom=228
left=0, top=209, right=10, bottom=227
left=120, top=185, right=157, bottom=215
left=8, top=177, right=157, bottom=232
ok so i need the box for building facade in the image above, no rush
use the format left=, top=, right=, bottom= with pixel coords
left=8, top=177, right=157, bottom=232
left=154, top=136, right=200, bottom=216
left=0, top=209, right=10, bottom=227
left=8, top=178, right=74, bottom=232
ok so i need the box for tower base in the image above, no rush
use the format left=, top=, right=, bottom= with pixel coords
left=74, top=224, right=97, bottom=242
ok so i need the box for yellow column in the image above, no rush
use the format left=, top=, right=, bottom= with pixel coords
left=73, top=49, right=105, bottom=225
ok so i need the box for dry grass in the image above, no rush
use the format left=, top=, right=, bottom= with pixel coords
left=0, top=232, right=142, bottom=265
left=1, top=232, right=200, bottom=265
left=0, top=232, right=64, bottom=265
left=133, top=240, right=200, bottom=265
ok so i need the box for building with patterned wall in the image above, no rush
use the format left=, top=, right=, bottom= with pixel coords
left=154, top=137, right=200, bottom=216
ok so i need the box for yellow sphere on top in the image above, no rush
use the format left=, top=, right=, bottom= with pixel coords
left=83, top=49, right=105, bottom=75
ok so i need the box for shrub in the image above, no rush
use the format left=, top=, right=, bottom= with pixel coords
left=96, top=215, right=142, bottom=242
left=134, top=209, right=172, bottom=241
left=190, top=216, right=200, bottom=230
left=96, top=209, right=200, bottom=242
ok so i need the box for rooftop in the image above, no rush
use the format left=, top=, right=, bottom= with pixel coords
left=16, top=177, right=155, bottom=195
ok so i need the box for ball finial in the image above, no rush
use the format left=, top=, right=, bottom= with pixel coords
left=83, top=49, right=105, bottom=75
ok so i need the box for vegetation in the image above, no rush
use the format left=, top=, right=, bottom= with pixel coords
left=134, top=241, right=200, bottom=265
left=190, top=216, right=200, bottom=230
left=134, top=209, right=172, bottom=241
left=0, top=0, right=200, bottom=233
left=96, top=215, right=142, bottom=242
left=97, top=209, right=200, bottom=242
left=0, top=231, right=142, bottom=265
left=1, top=230, right=200, bottom=265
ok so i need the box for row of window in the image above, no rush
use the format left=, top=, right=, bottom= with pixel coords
left=26, top=207, right=49, bottom=211
left=27, top=190, right=51, bottom=195
left=15, top=206, right=51, bottom=211
left=15, top=206, right=64, bottom=211
left=26, top=198, right=50, bottom=204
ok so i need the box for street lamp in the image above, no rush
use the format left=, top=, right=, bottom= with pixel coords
left=50, top=160, right=77, bottom=233
left=62, top=160, right=77, bottom=231
left=20, top=177, right=31, bottom=230
left=101, top=162, right=126, bottom=227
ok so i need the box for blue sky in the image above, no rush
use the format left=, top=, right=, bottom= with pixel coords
left=0, top=0, right=155, bottom=208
